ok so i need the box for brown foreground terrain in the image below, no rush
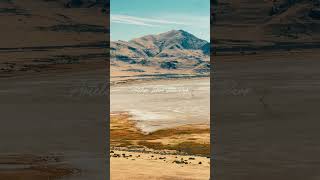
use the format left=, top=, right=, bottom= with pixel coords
left=110, top=112, right=210, bottom=156
left=110, top=112, right=210, bottom=180
left=213, top=50, right=320, bottom=180
left=111, top=150, right=210, bottom=180
left=0, top=154, right=78, bottom=180
left=0, top=0, right=107, bottom=179
left=0, top=69, right=107, bottom=180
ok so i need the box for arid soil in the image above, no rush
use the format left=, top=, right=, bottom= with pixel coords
left=110, top=112, right=210, bottom=180
left=0, top=0, right=107, bottom=179
left=111, top=150, right=210, bottom=180
left=111, top=78, right=210, bottom=132
left=110, top=112, right=210, bottom=156
left=110, top=58, right=211, bottom=179
left=0, top=154, right=79, bottom=180
left=0, top=0, right=107, bottom=78
left=0, top=70, right=107, bottom=180
left=213, top=50, right=320, bottom=180
left=110, top=62, right=210, bottom=179
left=213, top=1, right=320, bottom=179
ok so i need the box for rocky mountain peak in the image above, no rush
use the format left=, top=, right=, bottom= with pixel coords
left=111, top=30, right=210, bottom=72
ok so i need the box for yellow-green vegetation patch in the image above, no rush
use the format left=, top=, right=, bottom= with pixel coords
left=110, top=112, right=210, bottom=156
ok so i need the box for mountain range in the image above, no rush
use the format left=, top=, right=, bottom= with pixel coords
left=110, top=30, right=210, bottom=73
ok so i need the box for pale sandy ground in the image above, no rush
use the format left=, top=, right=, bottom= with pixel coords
left=111, top=151, right=210, bottom=180
left=111, top=78, right=210, bottom=133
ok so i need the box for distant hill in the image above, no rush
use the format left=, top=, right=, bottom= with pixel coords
left=213, top=0, right=320, bottom=53
left=110, top=30, right=210, bottom=72
left=264, top=0, right=320, bottom=39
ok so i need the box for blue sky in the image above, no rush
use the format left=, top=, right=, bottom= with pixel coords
left=110, top=0, right=210, bottom=42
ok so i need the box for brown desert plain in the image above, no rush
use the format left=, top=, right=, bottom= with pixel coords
left=0, top=0, right=107, bottom=179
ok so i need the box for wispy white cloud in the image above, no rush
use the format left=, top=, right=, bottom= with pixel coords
left=111, top=19, right=157, bottom=27
left=111, top=14, right=191, bottom=27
